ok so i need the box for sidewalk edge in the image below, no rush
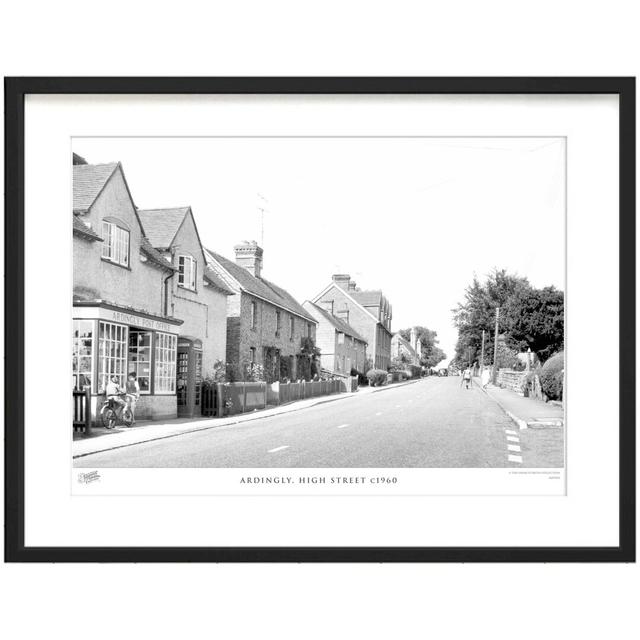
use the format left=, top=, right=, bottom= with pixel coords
left=74, top=378, right=423, bottom=459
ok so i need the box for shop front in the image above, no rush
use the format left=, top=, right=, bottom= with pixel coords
left=73, top=302, right=183, bottom=423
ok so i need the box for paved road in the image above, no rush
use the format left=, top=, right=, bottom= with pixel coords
left=75, top=377, right=564, bottom=468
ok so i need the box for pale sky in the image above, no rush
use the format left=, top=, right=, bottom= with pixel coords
left=73, top=137, right=565, bottom=367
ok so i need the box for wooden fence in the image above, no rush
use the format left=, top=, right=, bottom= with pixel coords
left=202, top=377, right=358, bottom=418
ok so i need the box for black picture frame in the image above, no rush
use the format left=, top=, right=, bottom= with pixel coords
left=4, top=77, right=635, bottom=563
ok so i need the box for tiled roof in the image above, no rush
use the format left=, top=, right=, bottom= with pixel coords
left=206, top=249, right=316, bottom=323
left=203, top=266, right=235, bottom=295
left=73, top=162, right=119, bottom=212
left=139, top=237, right=175, bottom=272
left=137, top=207, right=190, bottom=250
left=303, top=302, right=367, bottom=344
left=72, top=214, right=102, bottom=240
left=351, top=289, right=383, bottom=307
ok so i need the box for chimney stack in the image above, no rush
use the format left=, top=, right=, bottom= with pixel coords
left=348, top=280, right=357, bottom=291
left=332, top=274, right=351, bottom=290
left=234, top=240, right=263, bottom=279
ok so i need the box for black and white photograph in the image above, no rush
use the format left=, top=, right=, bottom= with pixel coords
left=72, top=136, right=565, bottom=474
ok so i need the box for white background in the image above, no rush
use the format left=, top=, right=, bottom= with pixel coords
left=28, top=94, right=607, bottom=546
left=1, top=2, right=638, bottom=639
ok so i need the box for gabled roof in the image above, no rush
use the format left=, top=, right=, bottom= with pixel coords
left=392, top=332, right=417, bottom=356
left=203, top=266, right=235, bottom=296
left=206, top=248, right=316, bottom=323
left=139, top=236, right=175, bottom=272
left=73, top=162, right=120, bottom=213
left=303, top=302, right=367, bottom=344
left=351, top=289, right=383, bottom=307
left=137, top=207, right=191, bottom=250
left=72, top=214, right=102, bottom=241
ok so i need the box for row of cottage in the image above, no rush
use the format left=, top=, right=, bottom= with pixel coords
left=72, top=156, right=423, bottom=421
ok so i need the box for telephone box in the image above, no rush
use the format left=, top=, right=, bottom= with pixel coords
left=176, top=337, right=203, bottom=418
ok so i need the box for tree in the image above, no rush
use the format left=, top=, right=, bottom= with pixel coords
left=398, top=325, right=447, bottom=369
left=452, top=268, right=564, bottom=368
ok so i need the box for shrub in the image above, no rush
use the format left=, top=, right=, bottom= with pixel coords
left=366, top=368, right=388, bottom=387
left=539, top=352, right=564, bottom=400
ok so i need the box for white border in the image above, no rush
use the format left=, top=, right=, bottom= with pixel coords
left=24, top=94, right=619, bottom=547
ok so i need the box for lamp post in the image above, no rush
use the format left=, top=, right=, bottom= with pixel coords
left=492, top=307, right=500, bottom=385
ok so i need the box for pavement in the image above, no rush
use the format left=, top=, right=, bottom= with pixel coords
left=73, top=378, right=421, bottom=458
left=474, top=379, right=564, bottom=429
left=75, top=377, right=564, bottom=468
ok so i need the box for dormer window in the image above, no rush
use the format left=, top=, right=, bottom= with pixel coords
left=178, top=255, right=197, bottom=291
left=101, top=221, right=130, bottom=267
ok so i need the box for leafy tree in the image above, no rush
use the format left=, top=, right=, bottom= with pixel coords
left=398, top=325, right=447, bottom=369
left=452, top=268, right=564, bottom=368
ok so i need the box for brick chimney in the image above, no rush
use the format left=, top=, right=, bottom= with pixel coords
left=348, top=280, right=357, bottom=291
left=332, top=274, right=351, bottom=290
left=234, top=240, right=263, bottom=278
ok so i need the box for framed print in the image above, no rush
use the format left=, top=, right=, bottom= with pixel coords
left=4, top=77, right=635, bottom=562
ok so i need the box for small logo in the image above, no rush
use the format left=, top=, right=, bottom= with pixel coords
left=77, top=470, right=101, bottom=484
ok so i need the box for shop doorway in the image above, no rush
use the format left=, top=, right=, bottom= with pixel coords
left=176, top=338, right=203, bottom=418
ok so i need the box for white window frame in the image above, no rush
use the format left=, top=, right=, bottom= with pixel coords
left=73, top=319, right=94, bottom=392
left=97, top=321, right=128, bottom=393
left=154, top=332, right=177, bottom=394
left=101, top=221, right=130, bottom=267
left=178, top=255, right=197, bottom=291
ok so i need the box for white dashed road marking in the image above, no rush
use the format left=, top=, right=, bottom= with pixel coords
left=505, top=429, right=518, bottom=435
left=507, top=444, right=521, bottom=452
left=268, top=446, right=289, bottom=453
left=508, top=454, right=523, bottom=463
left=506, top=435, right=519, bottom=443
left=336, top=424, right=349, bottom=429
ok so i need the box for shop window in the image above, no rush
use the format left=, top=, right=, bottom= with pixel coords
left=73, top=319, right=94, bottom=391
left=98, top=321, right=128, bottom=392
left=178, top=255, right=197, bottom=291
left=128, top=330, right=152, bottom=394
left=101, top=221, right=130, bottom=267
left=155, top=332, right=177, bottom=394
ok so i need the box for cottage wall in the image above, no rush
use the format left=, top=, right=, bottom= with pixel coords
left=73, top=167, right=165, bottom=314
left=164, top=213, right=227, bottom=376
left=315, top=285, right=390, bottom=371
left=229, top=293, right=316, bottom=377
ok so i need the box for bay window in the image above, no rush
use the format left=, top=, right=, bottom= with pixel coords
left=73, top=320, right=94, bottom=391
left=98, top=321, right=128, bottom=392
left=155, top=332, right=177, bottom=393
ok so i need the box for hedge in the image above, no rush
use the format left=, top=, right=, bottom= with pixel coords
left=539, top=351, right=564, bottom=400
left=366, top=369, right=388, bottom=387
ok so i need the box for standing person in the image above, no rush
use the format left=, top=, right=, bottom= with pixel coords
left=462, top=367, right=472, bottom=389
left=125, top=372, right=140, bottom=426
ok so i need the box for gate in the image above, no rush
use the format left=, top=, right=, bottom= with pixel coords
left=73, top=388, right=92, bottom=434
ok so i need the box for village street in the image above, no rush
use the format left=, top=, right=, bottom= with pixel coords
left=75, top=377, right=564, bottom=468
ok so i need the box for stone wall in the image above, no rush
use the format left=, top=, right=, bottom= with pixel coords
left=497, top=369, right=526, bottom=393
